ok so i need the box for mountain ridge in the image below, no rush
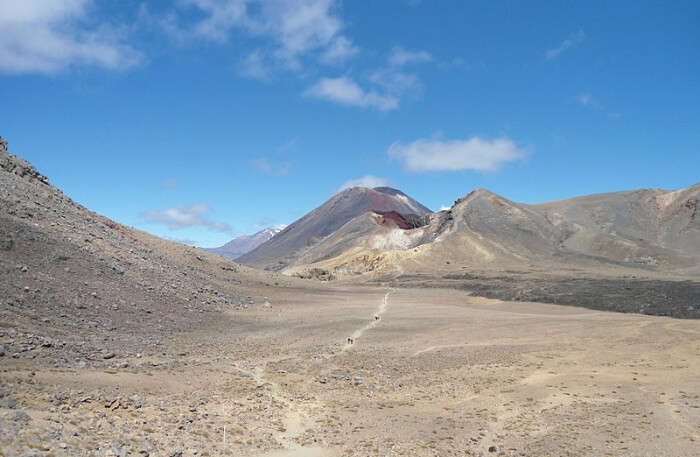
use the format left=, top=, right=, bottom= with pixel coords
left=236, top=186, right=431, bottom=270
left=204, top=226, right=284, bottom=260
left=283, top=182, right=700, bottom=279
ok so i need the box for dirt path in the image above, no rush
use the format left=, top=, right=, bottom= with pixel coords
left=243, top=289, right=393, bottom=456
left=342, top=289, right=393, bottom=352
left=230, top=360, right=328, bottom=457
left=412, top=342, right=468, bottom=357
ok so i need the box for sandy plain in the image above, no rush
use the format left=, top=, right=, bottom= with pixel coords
left=2, top=284, right=699, bottom=457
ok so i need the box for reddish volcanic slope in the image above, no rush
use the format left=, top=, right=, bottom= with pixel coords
left=374, top=210, right=428, bottom=229
left=236, top=186, right=431, bottom=270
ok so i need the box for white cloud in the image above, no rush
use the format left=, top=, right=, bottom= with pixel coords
left=321, top=36, right=359, bottom=64
left=369, top=68, right=421, bottom=95
left=0, top=0, right=141, bottom=74
left=388, top=46, right=432, bottom=66
left=173, top=0, right=356, bottom=71
left=239, top=49, right=271, bottom=80
left=142, top=204, right=232, bottom=232
left=250, top=157, right=293, bottom=175
left=304, top=77, right=399, bottom=111
left=182, top=0, right=249, bottom=42
left=338, top=175, right=391, bottom=192
left=362, top=46, right=431, bottom=103
left=388, top=137, right=529, bottom=172
left=546, top=29, right=585, bottom=60
left=439, top=205, right=451, bottom=211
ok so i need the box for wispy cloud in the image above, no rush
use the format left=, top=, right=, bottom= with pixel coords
left=365, top=46, right=432, bottom=102
left=388, top=137, right=529, bottom=172
left=0, top=1, right=141, bottom=74
left=276, top=137, right=299, bottom=153
left=546, top=29, right=585, bottom=60
left=338, top=175, right=390, bottom=192
left=321, top=36, right=359, bottom=64
left=388, top=46, right=432, bottom=66
left=250, top=157, right=293, bottom=175
left=238, top=49, right=272, bottom=80
left=304, top=77, right=399, bottom=111
left=307, top=45, right=434, bottom=110
left=142, top=204, right=232, bottom=232
left=368, top=68, right=421, bottom=96
left=154, top=0, right=357, bottom=75
left=162, top=178, right=178, bottom=190
left=576, top=92, right=599, bottom=107
left=574, top=93, right=621, bottom=118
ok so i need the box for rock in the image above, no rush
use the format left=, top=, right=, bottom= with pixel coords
left=0, top=345, right=4, bottom=357
left=0, top=238, right=13, bottom=251
left=488, top=445, right=498, bottom=453
left=0, top=138, right=50, bottom=184
left=103, top=352, right=116, bottom=360
left=6, top=410, right=31, bottom=423
left=0, top=398, right=18, bottom=408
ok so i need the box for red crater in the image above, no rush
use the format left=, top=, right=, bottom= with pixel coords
left=374, top=210, right=426, bottom=229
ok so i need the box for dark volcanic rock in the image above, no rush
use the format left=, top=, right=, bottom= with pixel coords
left=410, top=274, right=700, bottom=319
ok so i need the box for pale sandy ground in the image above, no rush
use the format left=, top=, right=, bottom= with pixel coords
left=2, top=286, right=699, bottom=457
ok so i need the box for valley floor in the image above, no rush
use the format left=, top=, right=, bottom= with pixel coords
left=2, top=286, right=699, bottom=457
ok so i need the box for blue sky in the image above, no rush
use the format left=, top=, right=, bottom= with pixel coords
left=1, top=1, right=698, bottom=247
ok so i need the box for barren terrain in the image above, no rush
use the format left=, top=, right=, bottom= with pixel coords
left=2, top=141, right=699, bottom=456
left=2, top=286, right=699, bottom=456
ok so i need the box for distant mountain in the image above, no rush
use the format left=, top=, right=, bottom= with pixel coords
left=283, top=185, right=700, bottom=279
left=205, top=227, right=284, bottom=260
left=236, top=186, right=431, bottom=270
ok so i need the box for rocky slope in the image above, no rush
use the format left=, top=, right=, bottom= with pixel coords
left=0, top=136, right=291, bottom=368
left=237, top=186, right=431, bottom=270
left=204, top=226, right=284, bottom=260
left=0, top=137, right=319, bottom=456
